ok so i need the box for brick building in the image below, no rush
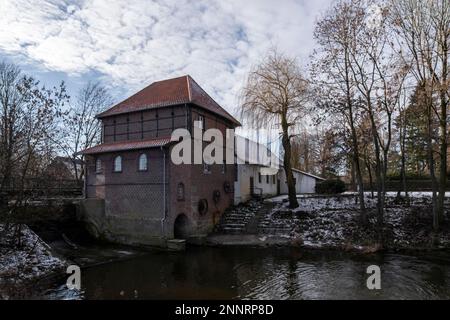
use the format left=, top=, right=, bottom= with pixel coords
left=80, top=75, right=240, bottom=247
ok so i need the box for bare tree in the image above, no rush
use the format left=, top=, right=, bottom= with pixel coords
left=240, top=49, right=309, bottom=208
left=0, top=61, right=68, bottom=245
left=58, top=82, right=113, bottom=182
left=394, top=86, right=410, bottom=202
left=290, top=130, right=314, bottom=173
left=338, top=0, right=409, bottom=240
left=312, top=0, right=368, bottom=223
left=390, top=0, right=449, bottom=231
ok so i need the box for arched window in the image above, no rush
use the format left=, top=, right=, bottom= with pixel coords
left=138, top=154, right=148, bottom=171
left=113, top=156, right=122, bottom=172
left=95, top=158, right=102, bottom=173
left=177, top=183, right=185, bottom=201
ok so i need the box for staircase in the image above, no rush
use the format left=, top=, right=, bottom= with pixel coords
left=214, top=200, right=263, bottom=234
left=257, top=211, right=294, bottom=235
left=214, top=200, right=289, bottom=235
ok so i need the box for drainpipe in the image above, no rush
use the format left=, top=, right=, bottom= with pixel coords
left=83, top=156, right=87, bottom=199
left=160, top=146, right=167, bottom=237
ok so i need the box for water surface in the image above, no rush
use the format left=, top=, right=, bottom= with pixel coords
left=47, top=247, right=450, bottom=300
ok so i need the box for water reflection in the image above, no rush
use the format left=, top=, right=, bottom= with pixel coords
left=50, top=247, right=450, bottom=300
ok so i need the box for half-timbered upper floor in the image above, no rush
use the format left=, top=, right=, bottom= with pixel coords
left=96, top=75, right=240, bottom=144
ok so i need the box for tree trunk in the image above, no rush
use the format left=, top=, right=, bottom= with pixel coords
left=425, top=96, right=439, bottom=231
left=437, top=51, right=448, bottom=223
left=349, top=107, right=367, bottom=223
left=398, top=118, right=409, bottom=203
left=281, top=119, right=299, bottom=209
left=365, top=158, right=374, bottom=199
left=344, top=50, right=366, bottom=223
left=366, top=99, right=384, bottom=243
left=350, top=157, right=356, bottom=191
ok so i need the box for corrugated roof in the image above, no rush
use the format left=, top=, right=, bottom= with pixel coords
left=97, top=75, right=241, bottom=126
left=79, top=137, right=172, bottom=155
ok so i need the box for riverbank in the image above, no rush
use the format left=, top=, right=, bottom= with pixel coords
left=0, top=224, right=66, bottom=299
left=0, top=220, right=149, bottom=299
left=208, top=192, right=450, bottom=252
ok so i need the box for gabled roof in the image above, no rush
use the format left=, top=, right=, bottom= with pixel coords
left=79, top=136, right=172, bottom=155
left=97, top=75, right=241, bottom=126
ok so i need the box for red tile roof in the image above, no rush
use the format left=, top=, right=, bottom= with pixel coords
left=97, top=75, right=241, bottom=126
left=79, top=137, right=172, bottom=155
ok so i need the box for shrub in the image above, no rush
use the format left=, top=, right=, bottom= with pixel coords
left=315, top=179, right=346, bottom=194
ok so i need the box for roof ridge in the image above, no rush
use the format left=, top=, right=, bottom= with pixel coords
left=186, top=75, right=192, bottom=101
left=96, top=81, right=156, bottom=118
left=188, top=76, right=239, bottom=123
left=96, top=74, right=241, bottom=126
left=152, top=74, right=189, bottom=83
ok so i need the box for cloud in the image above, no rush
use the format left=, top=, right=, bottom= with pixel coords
left=0, top=0, right=331, bottom=114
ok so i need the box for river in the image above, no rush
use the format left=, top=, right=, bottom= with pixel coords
left=42, top=246, right=450, bottom=300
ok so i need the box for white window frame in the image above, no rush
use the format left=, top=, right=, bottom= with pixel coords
left=113, top=155, right=122, bottom=172
left=138, top=153, right=148, bottom=171
left=95, top=158, right=102, bottom=174
left=198, top=115, right=205, bottom=130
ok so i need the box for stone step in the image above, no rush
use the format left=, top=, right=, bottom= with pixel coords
left=258, top=226, right=292, bottom=231
left=258, top=230, right=291, bottom=234
left=224, top=214, right=254, bottom=219
left=220, top=225, right=246, bottom=230
left=221, top=225, right=245, bottom=230
left=222, top=217, right=252, bottom=222
left=222, top=216, right=252, bottom=220
left=220, top=228, right=245, bottom=235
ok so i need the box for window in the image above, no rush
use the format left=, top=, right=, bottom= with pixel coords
left=273, top=175, right=276, bottom=184
left=95, top=158, right=102, bottom=174
left=266, top=175, right=269, bottom=184
left=177, top=183, right=185, bottom=201
left=113, top=156, right=122, bottom=172
left=258, top=172, right=261, bottom=183
left=197, top=115, right=205, bottom=130
left=138, top=154, right=148, bottom=171
left=203, top=163, right=211, bottom=174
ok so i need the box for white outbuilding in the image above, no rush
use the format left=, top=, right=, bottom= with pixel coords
left=233, top=136, right=325, bottom=205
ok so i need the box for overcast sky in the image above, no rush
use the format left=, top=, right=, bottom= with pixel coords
left=0, top=0, right=332, bottom=116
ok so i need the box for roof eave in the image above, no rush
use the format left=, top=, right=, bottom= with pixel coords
left=95, top=101, right=190, bottom=119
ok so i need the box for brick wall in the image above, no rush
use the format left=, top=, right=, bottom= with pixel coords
left=84, top=102, right=238, bottom=245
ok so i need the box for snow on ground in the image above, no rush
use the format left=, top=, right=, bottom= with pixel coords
left=266, top=194, right=377, bottom=212
left=0, top=224, right=66, bottom=299
left=261, top=192, right=450, bottom=250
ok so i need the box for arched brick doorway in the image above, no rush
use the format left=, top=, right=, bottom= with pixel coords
left=173, top=214, right=190, bottom=239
